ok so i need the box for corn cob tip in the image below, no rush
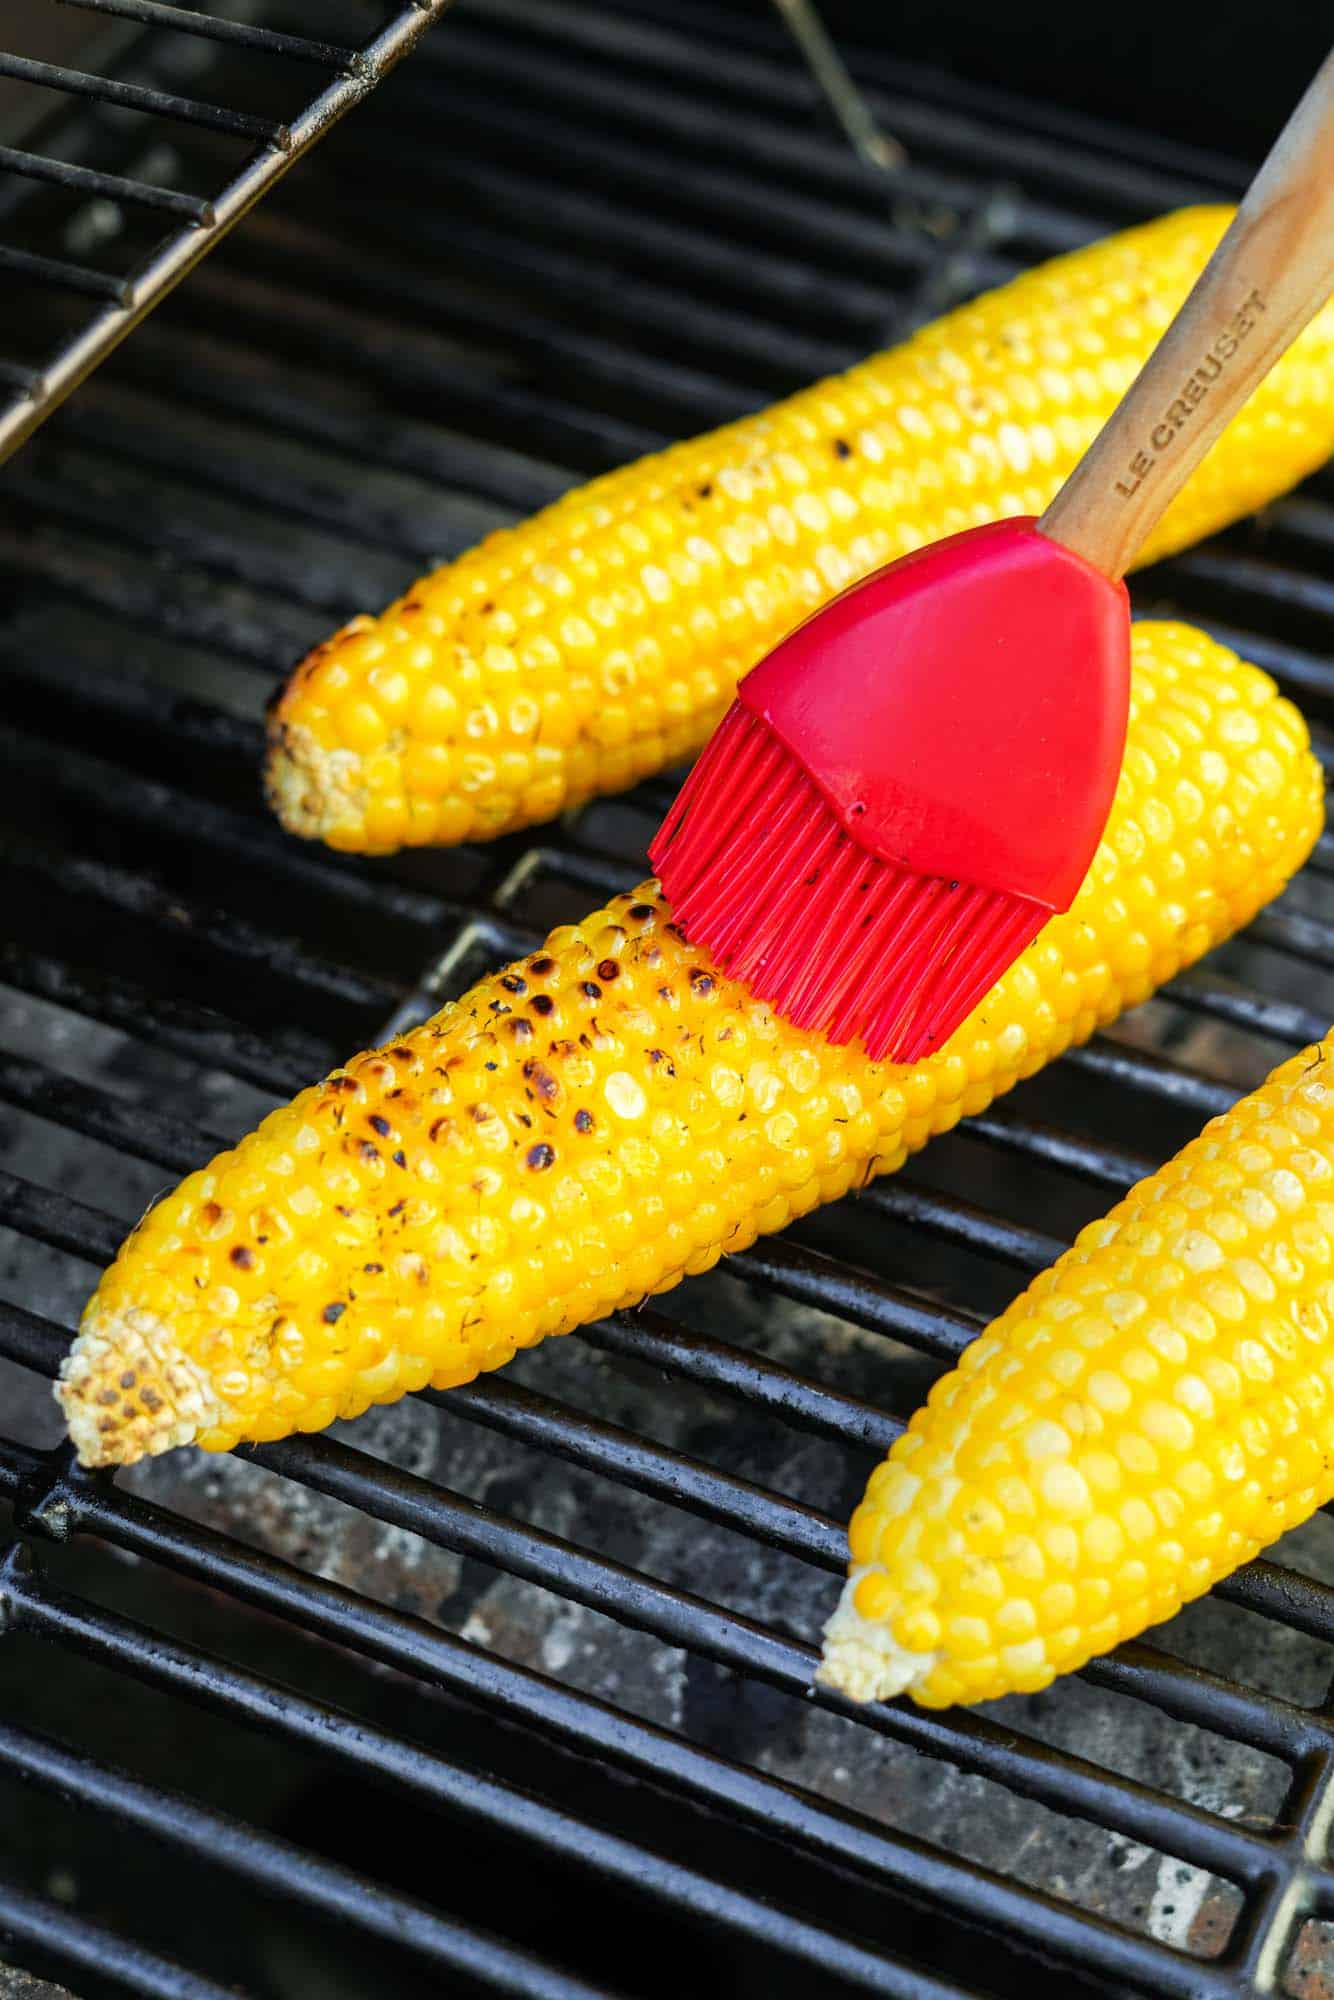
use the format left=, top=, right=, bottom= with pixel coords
left=816, top=1572, right=935, bottom=1704
left=265, top=719, right=363, bottom=848
left=56, top=1306, right=221, bottom=1468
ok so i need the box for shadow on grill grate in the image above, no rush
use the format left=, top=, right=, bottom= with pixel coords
left=4, top=2, right=1334, bottom=1996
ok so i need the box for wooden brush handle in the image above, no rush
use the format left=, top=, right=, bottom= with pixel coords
left=1039, top=46, right=1334, bottom=581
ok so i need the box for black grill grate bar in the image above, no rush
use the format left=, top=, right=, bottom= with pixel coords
left=0, top=50, right=287, bottom=143
left=578, top=1312, right=905, bottom=1453
left=0, top=1461, right=1290, bottom=2000
left=0, top=144, right=213, bottom=220
left=963, top=1109, right=1155, bottom=1192
left=351, top=71, right=1018, bottom=316
left=0, top=939, right=325, bottom=1097
left=232, top=207, right=776, bottom=423
left=57, top=0, right=365, bottom=71
left=256, top=185, right=860, bottom=389
left=0, top=1445, right=1191, bottom=2000
left=447, top=0, right=1230, bottom=231
left=44, top=377, right=560, bottom=558
left=0, top=1316, right=1314, bottom=1903
left=3, top=718, right=459, bottom=935
left=57, top=330, right=575, bottom=519
left=631, top=0, right=1248, bottom=193
left=1, top=832, right=401, bottom=1016
left=0, top=1875, right=238, bottom=2000
left=1164, top=976, right=1330, bottom=1051
left=0, top=240, right=129, bottom=301
left=0, top=1716, right=620, bottom=2000
left=0, top=1551, right=982, bottom=2000
left=445, top=1377, right=848, bottom=1569
left=3, top=458, right=403, bottom=616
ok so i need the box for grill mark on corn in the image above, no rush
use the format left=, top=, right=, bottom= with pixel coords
left=63, top=625, right=1323, bottom=1464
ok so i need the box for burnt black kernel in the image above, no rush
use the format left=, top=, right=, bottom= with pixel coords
left=833, top=438, right=852, bottom=458
left=574, top=1109, right=594, bottom=1133
left=481, top=600, right=495, bottom=613
left=597, top=959, right=620, bottom=981
left=485, top=1060, right=498, bottom=1071
left=469, top=1104, right=493, bottom=1122
left=363, top=1262, right=384, bottom=1274
left=332, top=1076, right=359, bottom=1093
left=524, top=1061, right=560, bottom=1101
left=229, top=1246, right=255, bottom=1270
left=517, top=1111, right=532, bottom=1128
left=629, top=902, right=655, bottom=921
left=697, top=482, right=713, bottom=499
left=389, top=1200, right=406, bottom=1218
left=501, top=973, right=527, bottom=995
left=119, top=1370, right=137, bottom=1391
left=531, top=994, right=555, bottom=1016
left=647, top=1048, right=665, bottom=1064
left=526, top=1142, right=556, bottom=1171
left=948, top=880, right=959, bottom=891
left=530, top=955, right=556, bottom=976
left=508, top=1018, right=534, bottom=1040
left=489, top=999, right=512, bottom=1016
left=580, top=980, right=602, bottom=1000
left=393, top=1150, right=407, bottom=1168
left=357, top=1140, right=380, bottom=1163
left=323, top=1302, right=346, bottom=1324
left=369, top=1114, right=391, bottom=1137
left=689, top=969, right=715, bottom=996
left=390, top=1046, right=414, bottom=1062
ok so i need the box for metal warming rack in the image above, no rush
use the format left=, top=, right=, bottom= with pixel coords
left=0, top=0, right=452, bottom=461
left=4, top=1, right=1334, bottom=1995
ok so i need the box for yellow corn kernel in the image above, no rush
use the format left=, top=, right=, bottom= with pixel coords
left=265, top=208, right=1334, bottom=854
left=819, top=1032, right=1334, bottom=1711
left=62, top=625, right=1321, bottom=1465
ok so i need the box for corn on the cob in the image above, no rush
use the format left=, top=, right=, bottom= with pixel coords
left=820, top=1033, right=1334, bottom=1711
left=63, top=625, right=1321, bottom=1466
left=265, top=207, right=1334, bottom=856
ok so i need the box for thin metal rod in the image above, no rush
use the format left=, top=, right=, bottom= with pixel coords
left=0, top=144, right=212, bottom=220
left=0, top=242, right=127, bottom=301
left=55, top=0, right=364, bottom=70
left=0, top=52, right=286, bottom=142
left=770, top=0, right=904, bottom=169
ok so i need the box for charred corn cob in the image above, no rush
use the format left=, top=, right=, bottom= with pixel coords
left=820, top=1036, right=1334, bottom=1711
left=266, top=207, right=1334, bottom=856
left=64, top=625, right=1320, bottom=1465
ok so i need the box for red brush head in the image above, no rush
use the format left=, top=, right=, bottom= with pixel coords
left=651, top=518, right=1131, bottom=1062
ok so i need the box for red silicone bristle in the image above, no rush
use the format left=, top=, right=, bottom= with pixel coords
left=650, top=709, right=1049, bottom=1065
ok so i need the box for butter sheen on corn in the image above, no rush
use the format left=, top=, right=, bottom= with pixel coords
left=60, top=625, right=1321, bottom=1465
left=820, top=1040, right=1334, bottom=1712
left=266, top=207, right=1334, bottom=854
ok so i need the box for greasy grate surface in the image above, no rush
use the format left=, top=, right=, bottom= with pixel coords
left=4, top=1, right=1334, bottom=1994
left=0, top=0, right=451, bottom=462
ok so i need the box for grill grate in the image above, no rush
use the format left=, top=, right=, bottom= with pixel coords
left=4, top=3, right=1334, bottom=1995
left=0, top=0, right=452, bottom=462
